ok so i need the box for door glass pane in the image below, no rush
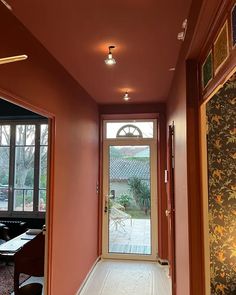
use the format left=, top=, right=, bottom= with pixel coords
left=0, top=147, right=9, bottom=211
left=16, top=125, right=35, bottom=146
left=39, top=190, right=46, bottom=212
left=39, top=124, right=48, bottom=212
left=14, top=189, right=33, bottom=211
left=14, top=190, right=23, bottom=211
left=0, top=125, right=10, bottom=211
left=108, top=145, right=151, bottom=255
left=25, top=125, right=36, bottom=145
left=24, top=190, right=33, bottom=211
left=0, top=125, right=10, bottom=145
left=40, top=124, right=48, bottom=145
left=14, top=147, right=35, bottom=188
left=39, top=146, right=48, bottom=189
left=16, top=125, right=25, bottom=145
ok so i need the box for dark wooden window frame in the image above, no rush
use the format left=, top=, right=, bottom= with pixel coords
left=199, top=0, right=236, bottom=103
left=0, top=119, right=48, bottom=218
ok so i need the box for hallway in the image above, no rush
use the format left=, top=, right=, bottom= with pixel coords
left=79, top=260, right=171, bottom=295
left=0, top=0, right=235, bottom=294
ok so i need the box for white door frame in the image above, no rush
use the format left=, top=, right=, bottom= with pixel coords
left=101, top=135, right=158, bottom=261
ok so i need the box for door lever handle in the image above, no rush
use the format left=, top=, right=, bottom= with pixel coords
left=104, top=199, right=108, bottom=213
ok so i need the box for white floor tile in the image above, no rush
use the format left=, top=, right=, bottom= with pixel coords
left=80, top=260, right=171, bottom=295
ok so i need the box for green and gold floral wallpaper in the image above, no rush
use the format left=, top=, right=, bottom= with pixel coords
left=207, top=73, right=236, bottom=295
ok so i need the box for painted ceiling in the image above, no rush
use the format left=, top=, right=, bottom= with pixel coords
left=6, top=0, right=192, bottom=104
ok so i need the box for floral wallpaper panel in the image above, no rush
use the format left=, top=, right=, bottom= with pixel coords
left=207, top=72, right=236, bottom=295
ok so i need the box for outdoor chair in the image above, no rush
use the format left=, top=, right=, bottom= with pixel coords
left=109, top=206, right=132, bottom=231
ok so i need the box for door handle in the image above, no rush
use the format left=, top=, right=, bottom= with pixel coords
left=104, top=195, right=109, bottom=213
left=165, top=209, right=171, bottom=217
left=104, top=200, right=108, bottom=213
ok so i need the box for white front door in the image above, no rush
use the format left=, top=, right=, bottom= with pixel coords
left=102, top=120, right=158, bottom=261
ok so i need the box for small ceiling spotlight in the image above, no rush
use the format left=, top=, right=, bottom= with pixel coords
left=105, top=46, right=116, bottom=65
left=123, top=91, right=130, bottom=101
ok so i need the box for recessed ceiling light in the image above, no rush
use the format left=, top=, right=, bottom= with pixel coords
left=105, top=46, right=116, bottom=65
left=123, top=91, right=130, bottom=101
left=0, top=0, right=12, bottom=10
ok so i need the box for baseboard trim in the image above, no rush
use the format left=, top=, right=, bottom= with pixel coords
left=75, top=256, right=101, bottom=295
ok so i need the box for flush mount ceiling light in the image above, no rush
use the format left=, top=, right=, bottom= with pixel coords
left=105, top=46, right=116, bottom=65
left=0, top=55, right=28, bottom=65
left=123, top=91, right=130, bottom=101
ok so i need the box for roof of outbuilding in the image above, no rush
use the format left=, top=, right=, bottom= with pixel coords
left=110, top=158, right=150, bottom=181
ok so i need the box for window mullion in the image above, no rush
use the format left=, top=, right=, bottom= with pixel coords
left=33, top=124, right=40, bottom=213
left=8, top=123, right=16, bottom=215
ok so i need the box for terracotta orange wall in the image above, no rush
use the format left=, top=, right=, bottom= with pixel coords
left=0, top=5, right=99, bottom=295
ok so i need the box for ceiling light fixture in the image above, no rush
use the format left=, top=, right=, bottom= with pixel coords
left=123, top=91, right=130, bottom=101
left=105, top=46, right=116, bottom=65
left=0, top=55, right=28, bottom=65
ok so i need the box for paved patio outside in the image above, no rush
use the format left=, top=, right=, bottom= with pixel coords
left=109, top=218, right=151, bottom=255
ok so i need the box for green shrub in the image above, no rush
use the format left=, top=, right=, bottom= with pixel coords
left=128, top=177, right=150, bottom=215
left=117, top=193, right=132, bottom=209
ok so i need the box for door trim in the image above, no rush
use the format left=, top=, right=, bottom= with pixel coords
left=0, top=88, right=55, bottom=295
left=101, top=139, right=158, bottom=261
left=167, top=123, right=176, bottom=294
left=199, top=67, right=236, bottom=295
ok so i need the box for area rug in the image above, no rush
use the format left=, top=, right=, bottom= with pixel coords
left=0, top=262, right=30, bottom=295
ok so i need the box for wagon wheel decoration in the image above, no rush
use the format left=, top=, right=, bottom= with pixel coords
left=116, top=124, right=143, bottom=138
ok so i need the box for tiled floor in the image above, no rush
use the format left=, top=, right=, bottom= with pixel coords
left=109, top=219, right=151, bottom=254
left=79, top=260, right=172, bottom=295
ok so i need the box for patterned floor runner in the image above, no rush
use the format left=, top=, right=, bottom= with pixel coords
left=0, top=262, right=29, bottom=295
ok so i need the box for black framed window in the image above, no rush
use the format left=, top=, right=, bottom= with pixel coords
left=0, top=120, right=48, bottom=217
